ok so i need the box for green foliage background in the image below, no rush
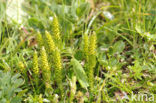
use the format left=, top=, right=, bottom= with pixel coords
left=0, top=0, right=156, bottom=102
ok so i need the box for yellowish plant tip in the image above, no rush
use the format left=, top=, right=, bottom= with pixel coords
left=45, top=31, right=56, bottom=52
left=33, top=51, right=39, bottom=75
left=89, top=33, right=97, bottom=55
left=52, top=16, right=61, bottom=40
left=41, top=47, right=50, bottom=71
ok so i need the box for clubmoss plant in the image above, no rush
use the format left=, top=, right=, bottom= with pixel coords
left=45, top=31, right=56, bottom=53
left=33, top=51, right=39, bottom=88
left=52, top=16, right=61, bottom=41
left=33, top=51, right=39, bottom=75
left=54, top=49, right=63, bottom=96
left=88, top=32, right=97, bottom=92
left=89, top=33, right=96, bottom=55
left=18, top=61, right=28, bottom=82
left=40, top=47, right=52, bottom=94
left=44, top=30, right=63, bottom=95
left=18, top=61, right=25, bottom=72
left=52, top=15, right=62, bottom=49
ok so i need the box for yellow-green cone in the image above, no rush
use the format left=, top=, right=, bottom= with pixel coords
left=54, top=49, right=63, bottom=95
left=40, top=47, right=50, bottom=72
left=40, top=47, right=52, bottom=93
left=89, top=33, right=97, bottom=55
left=88, top=32, right=97, bottom=92
left=52, top=16, right=61, bottom=41
left=18, top=61, right=28, bottom=82
left=33, top=51, right=39, bottom=88
left=33, top=51, right=39, bottom=75
left=18, top=61, right=25, bottom=72
left=45, top=31, right=56, bottom=53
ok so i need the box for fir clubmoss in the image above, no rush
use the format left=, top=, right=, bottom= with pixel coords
left=40, top=47, right=52, bottom=93
left=54, top=49, right=63, bottom=95
left=33, top=51, right=39, bottom=88
left=18, top=61, right=25, bottom=72
left=52, top=16, right=61, bottom=41
left=89, top=33, right=96, bottom=55
left=18, top=61, right=28, bottom=82
left=88, top=33, right=97, bottom=92
left=33, top=51, right=39, bottom=75
left=45, top=31, right=56, bottom=53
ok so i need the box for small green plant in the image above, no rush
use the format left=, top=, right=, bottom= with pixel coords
left=18, top=62, right=28, bottom=82
left=27, top=94, right=44, bottom=103
left=45, top=31, right=56, bottom=53
left=32, top=51, right=39, bottom=89
left=0, top=71, right=24, bottom=103
left=52, top=16, right=61, bottom=41
left=52, top=15, right=62, bottom=49
left=40, top=47, right=53, bottom=94
left=88, top=33, right=97, bottom=92
left=18, top=61, right=25, bottom=73
left=54, top=49, right=63, bottom=96
left=128, top=60, right=143, bottom=80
